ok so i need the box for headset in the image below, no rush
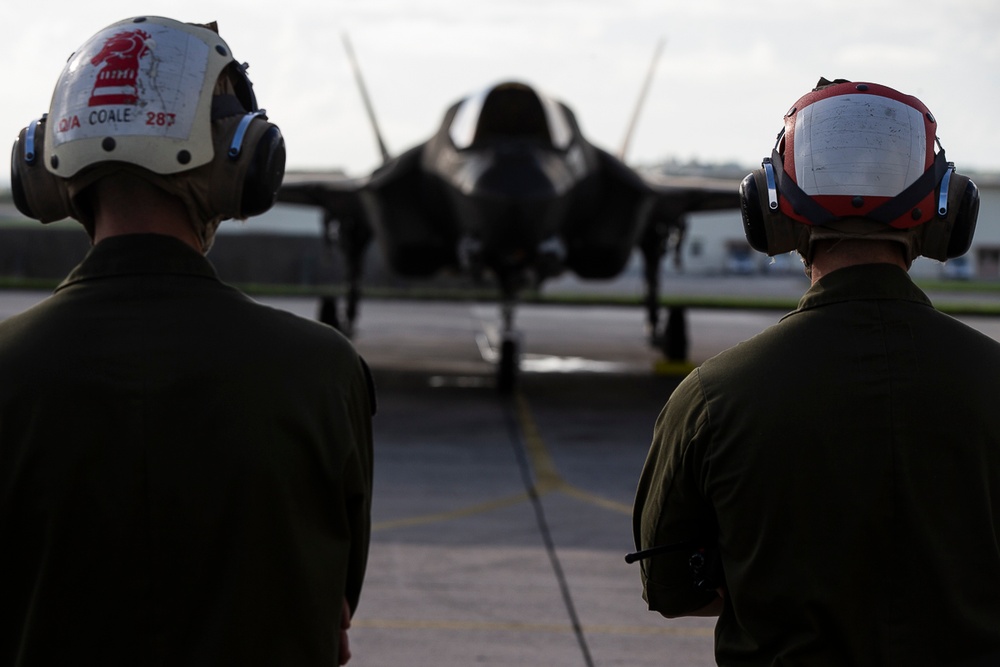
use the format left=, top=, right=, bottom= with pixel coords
left=739, top=81, right=980, bottom=262
left=9, top=16, right=285, bottom=225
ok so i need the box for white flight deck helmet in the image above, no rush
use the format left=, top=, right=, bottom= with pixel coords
left=10, top=16, right=285, bottom=251
left=739, top=78, right=979, bottom=265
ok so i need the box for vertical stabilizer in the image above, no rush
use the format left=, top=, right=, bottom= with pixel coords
left=342, top=33, right=392, bottom=163
left=618, top=38, right=665, bottom=162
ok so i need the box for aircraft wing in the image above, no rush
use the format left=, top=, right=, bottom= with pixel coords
left=638, top=170, right=743, bottom=216
left=277, top=170, right=370, bottom=214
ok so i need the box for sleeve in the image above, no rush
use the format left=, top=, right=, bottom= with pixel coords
left=342, top=355, right=375, bottom=614
left=632, top=369, right=719, bottom=617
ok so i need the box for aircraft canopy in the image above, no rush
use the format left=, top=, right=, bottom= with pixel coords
left=448, top=82, right=573, bottom=151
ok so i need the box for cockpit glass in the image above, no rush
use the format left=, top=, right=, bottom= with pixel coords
left=448, top=83, right=573, bottom=151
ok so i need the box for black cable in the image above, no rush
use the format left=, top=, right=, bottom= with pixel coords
left=502, top=395, right=595, bottom=667
left=625, top=540, right=700, bottom=564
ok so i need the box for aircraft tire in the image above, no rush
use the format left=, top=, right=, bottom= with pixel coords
left=497, top=338, right=518, bottom=394
left=318, top=296, right=340, bottom=330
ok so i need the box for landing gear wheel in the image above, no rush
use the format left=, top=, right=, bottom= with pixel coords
left=318, top=296, right=340, bottom=330
left=663, top=306, right=688, bottom=361
left=497, top=337, right=519, bottom=395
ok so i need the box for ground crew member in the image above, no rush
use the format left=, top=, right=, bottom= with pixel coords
left=632, top=78, right=1000, bottom=666
left=2, top=16, right=374, bottom=665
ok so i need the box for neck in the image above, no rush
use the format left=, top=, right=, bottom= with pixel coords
left=89, top=174, right=203, bottom=252
left=808, top=239, right=908, bottom=285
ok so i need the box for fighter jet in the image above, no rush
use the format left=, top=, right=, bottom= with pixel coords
left=278, top=39, right=741, bottom=392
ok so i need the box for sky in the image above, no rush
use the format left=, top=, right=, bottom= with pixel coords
left=3, top=0, right=999, bottom=191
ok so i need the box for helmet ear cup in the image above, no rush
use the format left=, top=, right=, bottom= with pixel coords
left=945, top=175, right=979, bottom=259
left=739, top=165, right=807, bottom=256
left=211, top=61, right=285, bottom=218
left=916, top=171, right=980, bottom=261
left=240, top=123, right=285, bottom=217
left=206, top=112, right=286, bottom=219
left=10, top=119, right=74, bottom=223
left=739, top=171, right=769, bottom=253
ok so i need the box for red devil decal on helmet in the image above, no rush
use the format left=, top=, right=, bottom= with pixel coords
left=88, top=29, right=153, bottom=107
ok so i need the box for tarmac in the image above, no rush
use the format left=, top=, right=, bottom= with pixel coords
left=322, top=303, right=1000, bottom=667
left=267, top=293, right=1000, bottom=667
left=4, top=287, right=1000, bottom=666
left=266, top=296, right=762, bottom=667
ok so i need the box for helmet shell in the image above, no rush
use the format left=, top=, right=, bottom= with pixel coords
left=779, top=81, right=938, bottom=229
left=44, top=16, right=236, bottom=178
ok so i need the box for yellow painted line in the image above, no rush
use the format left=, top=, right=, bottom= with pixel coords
left=373, top=491, right=529, bottom=532
left=515, top=392, right=632, bottom=516
left=653, top=359, right=696, bottom=376
left=352, top=617, right=713, bottom=638
left=560, top=484, right=633, bottom=515
left=514, top=392, right=563, bottom=490
left=373, top=391, right=632, bottom=532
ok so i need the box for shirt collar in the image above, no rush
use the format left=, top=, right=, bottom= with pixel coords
left=792, top=263, right=933, bottom=315
left=56, top=233, right=218, bottom=291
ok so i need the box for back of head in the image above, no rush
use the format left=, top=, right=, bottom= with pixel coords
left=739, top=78, right=980, bottom=265
left=10, top=16, right=286, bottom=251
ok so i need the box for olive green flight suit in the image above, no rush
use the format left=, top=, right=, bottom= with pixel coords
left=0, top=234, right=374, bottom=666
left=635, top=263, right=1000, bottom=666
